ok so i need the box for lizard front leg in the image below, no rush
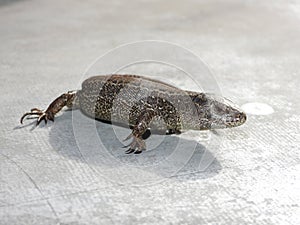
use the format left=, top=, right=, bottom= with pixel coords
left=124, top=109, right=156, bottom=154
left=20, top=91, right=77, bottom=125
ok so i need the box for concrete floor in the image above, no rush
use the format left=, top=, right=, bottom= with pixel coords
left=1, top=0, right=299, bottom=224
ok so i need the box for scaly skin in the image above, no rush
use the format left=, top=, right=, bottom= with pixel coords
left=20, top=74, right=246, bottom=154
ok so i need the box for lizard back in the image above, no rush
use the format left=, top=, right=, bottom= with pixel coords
left=77, top=74, right=191, bottom=131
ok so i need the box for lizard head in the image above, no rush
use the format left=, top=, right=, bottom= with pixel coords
left=190, top=93, right=247, bottom=129
left=207, top=94, right=247, bottom=129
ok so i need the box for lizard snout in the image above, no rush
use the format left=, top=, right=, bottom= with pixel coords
left=233, top=112, right=247, bottom=125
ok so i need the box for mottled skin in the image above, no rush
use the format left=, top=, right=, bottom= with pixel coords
left=21, top=74, right=246, bottom=154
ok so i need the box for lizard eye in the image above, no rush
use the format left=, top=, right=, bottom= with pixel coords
left=191, top=93, right=207, bottom=105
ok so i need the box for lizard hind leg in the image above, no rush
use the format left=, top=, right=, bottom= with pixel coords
left=20, top=90, right=77, bottom=125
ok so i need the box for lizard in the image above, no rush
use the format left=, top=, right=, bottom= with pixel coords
left=20, top=74, right=247, bottom=154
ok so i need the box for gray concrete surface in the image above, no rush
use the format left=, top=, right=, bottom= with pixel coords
left=1, top=0, right=300, bottom=224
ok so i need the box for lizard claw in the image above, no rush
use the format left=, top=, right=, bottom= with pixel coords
left=123, top=135, right=146, bottom=154
left=20, top=108, right=53, bottom=126
left=122, top=143, right=131, bottom=148
left=36, top=112, right=48, bottom=125
left=134, top=150, right=142, bottom=154
left=125, top=148, right=135, bottom=154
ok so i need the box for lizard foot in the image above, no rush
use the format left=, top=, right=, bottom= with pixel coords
left=20, top=108, right=54, bottom=125
left=123, top=134, right=146, bottom=154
